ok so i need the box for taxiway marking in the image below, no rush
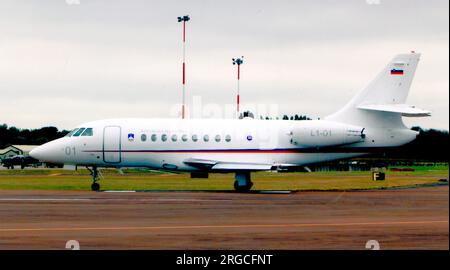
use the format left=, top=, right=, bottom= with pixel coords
left=0, top=198, right=231, bottom=202
left=0, top=198, right=92, bottom=201
left=0, top=220, right=447, bottom=233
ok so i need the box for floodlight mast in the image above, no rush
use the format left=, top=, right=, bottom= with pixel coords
left=177, top=15, right=190, bottom=119
left=232, top=57, right=244, bottom=118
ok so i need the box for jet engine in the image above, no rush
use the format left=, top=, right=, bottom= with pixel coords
left=290, top=121, right=365, bottom=148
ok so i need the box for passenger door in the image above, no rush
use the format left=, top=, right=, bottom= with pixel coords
left=103, top=126, right=121, bottom=163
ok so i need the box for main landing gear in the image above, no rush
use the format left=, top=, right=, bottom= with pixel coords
left=87, top=166, right=102, bottom=191
left=234, top=172, right=253, bottom=192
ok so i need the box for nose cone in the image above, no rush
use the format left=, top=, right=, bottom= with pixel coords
left=29, top=146, right=43, bottom=160
left=29, top=139, right=65, bottom=163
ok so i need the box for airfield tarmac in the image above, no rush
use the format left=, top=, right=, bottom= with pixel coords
left=0, top=185, right=448, bottom=250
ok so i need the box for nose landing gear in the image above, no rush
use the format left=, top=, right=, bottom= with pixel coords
left=87, top=166, right=102, bottom=191
left=91, top=182, right=100, bottom=191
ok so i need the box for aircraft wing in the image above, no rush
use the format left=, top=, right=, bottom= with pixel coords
left=357, top=104, right=431, bottom=117
left=184, top=158, right=277, bottom=171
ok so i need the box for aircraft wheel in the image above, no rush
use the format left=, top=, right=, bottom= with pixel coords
left=234, top=180, right=253, bottom=192
left=234, top=180, right=239, bottom=190
left=91, top=182, right=100, bottom=191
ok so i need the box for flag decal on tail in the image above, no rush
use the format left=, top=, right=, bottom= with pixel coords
left=390, top=69, right=404, bottom=75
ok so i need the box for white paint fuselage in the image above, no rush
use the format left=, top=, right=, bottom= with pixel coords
left=30, top=118, right=417, bottom=171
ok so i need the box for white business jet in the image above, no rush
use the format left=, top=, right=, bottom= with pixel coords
left=30, top=52, right=430, bottom=191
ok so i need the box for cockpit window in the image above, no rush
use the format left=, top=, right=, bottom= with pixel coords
left=65, top=128, right=79, bottom=137
left=81, top=128, right=93, bottom=136
left=72, top=128, right=86, bottom=137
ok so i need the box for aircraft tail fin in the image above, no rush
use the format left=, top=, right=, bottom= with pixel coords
left=325, top=52, right=430, bottom=128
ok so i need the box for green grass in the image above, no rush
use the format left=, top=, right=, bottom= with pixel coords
left=387, top=164, right=448, bottom=172
left=0, top=165, right=447, bottom=191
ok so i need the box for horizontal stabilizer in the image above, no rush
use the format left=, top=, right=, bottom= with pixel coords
left=357, top=104, right=431, bottom=117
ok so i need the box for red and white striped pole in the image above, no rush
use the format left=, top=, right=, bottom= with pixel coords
left=232, top=57, right=244, bottom=118
left=178, top=15, right=190, bottom=119
left=237, top=64, right=240, bottom=114
left=182, top=19, right=186, bottom=119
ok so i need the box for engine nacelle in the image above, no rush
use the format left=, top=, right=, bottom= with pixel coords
left=290, top=121, right=365, bottom=148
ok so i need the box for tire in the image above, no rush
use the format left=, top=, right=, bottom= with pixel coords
left=91, top=183, right=100, bottom=191
left=234, top=181, right=253, bottom=192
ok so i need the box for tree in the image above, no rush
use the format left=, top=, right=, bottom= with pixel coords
left=0, top=124, right=69, bottom=148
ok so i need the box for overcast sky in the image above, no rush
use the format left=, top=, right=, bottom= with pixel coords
left=1, top=0, right=448, bottom=130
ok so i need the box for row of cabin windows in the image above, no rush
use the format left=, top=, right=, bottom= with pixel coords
left=65, top=128, right=94, bottom=137
left=140, top=133, right=232, bottom=143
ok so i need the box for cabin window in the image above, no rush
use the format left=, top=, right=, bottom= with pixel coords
left=182, top=134, right=188, bottom=142
left=192, top=134, right=198, bottom=142
left=151, top=134, right=157, bottom=142
left=81, top=128, right=93, bottom=136
left=203, top=134, right=209, bottom=142
left=225, top=134, right=231, bottom=142
left=161, top=134, right=168, bottom=142
left=171, top=134, right=177, bottom=142
left=215, top=135, right=221, bottom=142
left=72, top=128, right=86, bottom=137
left=65, top=128, right=79, bottom=137
left=141, top=134, right=147, bottom=142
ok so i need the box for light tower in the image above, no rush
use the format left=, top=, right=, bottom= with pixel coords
left=232, top=56, right=244, bottom=118
left=177, top=15, right=190, bottom=119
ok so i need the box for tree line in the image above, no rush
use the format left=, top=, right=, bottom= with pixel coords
left=241, top=111, right=312, bottom=120
left=386, top=126, right=448, bottom=161
left=0, top=124, right=69, bottom=148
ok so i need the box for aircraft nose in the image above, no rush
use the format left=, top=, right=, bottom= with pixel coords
left=29, top=140, right=63, bottom=163
left=29, top=145, right=45, bottom=161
